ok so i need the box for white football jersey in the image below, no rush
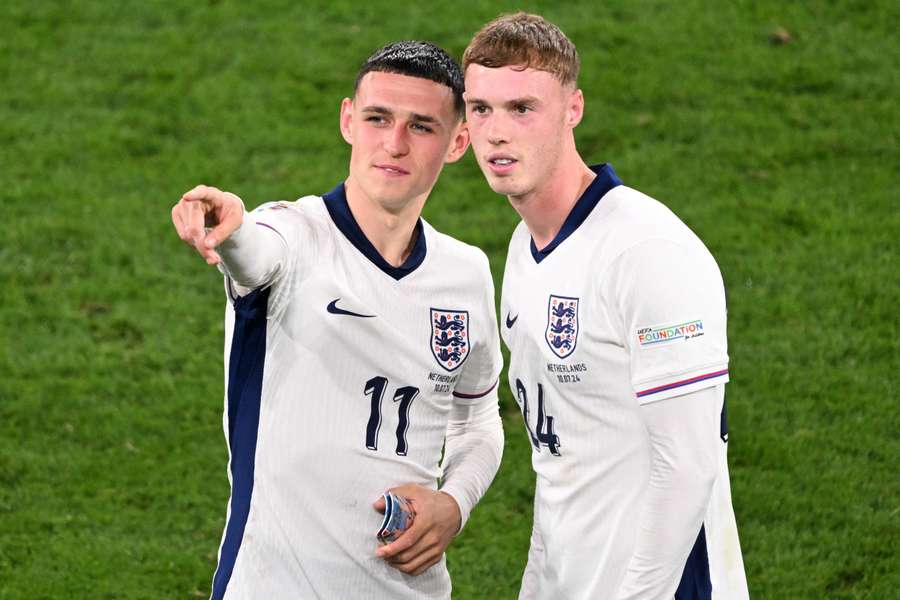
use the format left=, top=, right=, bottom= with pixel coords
left=501, top=164, right=748, bottom=599
left=212, top=183, right=502, bottom=599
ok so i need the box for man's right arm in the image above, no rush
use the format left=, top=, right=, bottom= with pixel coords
left=172, top=184, right=287, bottom=289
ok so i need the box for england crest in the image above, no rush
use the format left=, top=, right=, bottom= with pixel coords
left=546, top=295, right=579, bottom=359
left=430, top=308, right=470, bottom=372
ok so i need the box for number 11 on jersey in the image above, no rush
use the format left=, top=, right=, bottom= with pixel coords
left=515, top=378, right=561, bottom=456
left=365, top=376, right=419, bottom=455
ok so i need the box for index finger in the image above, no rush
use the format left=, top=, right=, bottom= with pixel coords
left=203, top=198, right=243, bottom=248
left=181, top=184, right=222, bottom=204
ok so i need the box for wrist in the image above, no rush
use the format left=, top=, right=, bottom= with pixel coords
left=437, top=490, right=463, bottom=534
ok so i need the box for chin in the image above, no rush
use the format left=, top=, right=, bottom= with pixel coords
left=475, top=163, right=521, bottom=196
left=485, top=177, right=525, bottom=197
left=371, top=180, right=410, bottom=199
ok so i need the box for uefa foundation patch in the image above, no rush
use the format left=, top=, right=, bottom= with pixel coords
left=637, top=319, right=704, bottom=346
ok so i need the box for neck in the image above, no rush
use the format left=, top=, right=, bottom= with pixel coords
left=511, top=153, right=596, bottom=250
left=344, top=177, right=424, bottom=267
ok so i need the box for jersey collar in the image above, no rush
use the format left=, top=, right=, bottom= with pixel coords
left=530, top=163, right=622, bottom=264
left=322, top=182, right=427, bottom=280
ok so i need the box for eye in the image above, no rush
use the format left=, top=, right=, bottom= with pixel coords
left=411, top=123, right=434, bottom=133
left=470, top=104, right=489, bottom=115
left=513, top=103, right=531, bottom=114
left=366, top=116, right=387, bottom=125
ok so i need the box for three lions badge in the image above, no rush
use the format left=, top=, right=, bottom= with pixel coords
left=430, top=309, right=470, bottom=371
left=545, top=295, right=579, bottom=359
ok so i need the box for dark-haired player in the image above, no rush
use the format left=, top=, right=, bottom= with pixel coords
left=172, top=41, right=503, bottom=599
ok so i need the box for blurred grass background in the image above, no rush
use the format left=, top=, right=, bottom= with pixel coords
left=1, top=1, right=897, bottom=598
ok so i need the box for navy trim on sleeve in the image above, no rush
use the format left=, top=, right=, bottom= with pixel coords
left=452, top=380, right=498, bottom=399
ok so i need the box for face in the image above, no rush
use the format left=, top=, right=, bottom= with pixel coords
left=464, top=64, right=583, bottom=200
left=340, top=71, right=468, bottom=212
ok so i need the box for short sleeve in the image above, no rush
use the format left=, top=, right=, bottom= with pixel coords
left=452, top=253, right=503, bottom=403
left=610, top=238, right=729, bottom=404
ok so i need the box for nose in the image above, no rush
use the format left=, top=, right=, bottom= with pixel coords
left=383, top=123, right=410, bottom=157
left=485, top=113, right=508, bottom=146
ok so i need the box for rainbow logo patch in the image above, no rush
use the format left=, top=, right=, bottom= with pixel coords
left=637, top=319, right=704, bottom=346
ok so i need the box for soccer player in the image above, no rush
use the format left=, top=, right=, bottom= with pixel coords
left=171, top=41, right=503, bottom=599
left=462, top=14, right=749, bottom=599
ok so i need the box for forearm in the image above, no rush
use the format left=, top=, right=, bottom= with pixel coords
left=217, top=212, right=288, bottom=290
left=615, top=386, right=720, bottom=600
left=518, top=486, right=544, bottom=600
left=439, top=395, right=504, bottom=531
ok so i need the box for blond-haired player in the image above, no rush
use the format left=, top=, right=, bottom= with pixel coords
left=463, top=13, right=749, bottom=600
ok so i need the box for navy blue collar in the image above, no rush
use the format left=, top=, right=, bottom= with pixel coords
left=322, top=182, right=426, bottom=280
left=530, top=163, right=622, bottom=263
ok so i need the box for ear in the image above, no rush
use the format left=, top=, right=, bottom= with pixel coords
left=339, top=97, right=354, bottom=145
left=444, top=120, right=470, bottom=164
left=566, top=88, right=585, bottom=129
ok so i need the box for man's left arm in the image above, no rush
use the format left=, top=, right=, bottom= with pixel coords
left=374, top=395, right=503, bottom=575
left=614, top=385, right=720, bottom=599
left=376, top=252, right=504, bottom=575
left=609, top=237, right=730, bottom=598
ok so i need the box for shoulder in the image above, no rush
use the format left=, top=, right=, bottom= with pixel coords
left=600, top=189, right=725, bottom=302
left=248, top=195, right=332, bottom=240
left=423, top=221, right=492, bottom=278
left=250, top=195, right=328, bottom=223
left=599, top=185, right=716, bottom=265
left=604, top=186, right=692, bottom=241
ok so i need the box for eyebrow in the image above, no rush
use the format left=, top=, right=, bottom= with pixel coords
left=466, top=96, right=541, bottom=107
left=361, top=105, right=439, bottom=124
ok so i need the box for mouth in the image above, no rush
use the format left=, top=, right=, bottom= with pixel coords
left=374, top=163, right=410, bottom=176
left=485, top=155, right=518, bottom=174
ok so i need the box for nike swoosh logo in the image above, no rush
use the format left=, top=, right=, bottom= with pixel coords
left=327, top=299, right=375, bottom=318
left=506, top=313, right=518, bottom=328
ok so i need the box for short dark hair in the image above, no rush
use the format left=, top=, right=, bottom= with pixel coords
left=354, top=41, right=465, bottom=117
left=464, top=13, right=580, bottom=87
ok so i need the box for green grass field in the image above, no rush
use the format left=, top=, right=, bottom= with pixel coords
left=1, top=1, right=897, bottom=598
